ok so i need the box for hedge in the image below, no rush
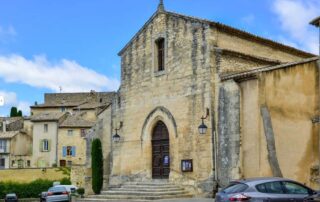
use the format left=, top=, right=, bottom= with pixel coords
left=91, top=139, right=103, bottom=194
left=0, top=178, right=71, bottom=199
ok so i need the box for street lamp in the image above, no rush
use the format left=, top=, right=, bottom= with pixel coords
left=198, top=108, right=209, bottom=135
left=112, top=122, right=123, bottom=143
left=112, top=128, right=121, bottom=143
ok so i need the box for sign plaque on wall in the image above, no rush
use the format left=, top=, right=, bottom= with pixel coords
left=181, top=159, right=193, bottom=172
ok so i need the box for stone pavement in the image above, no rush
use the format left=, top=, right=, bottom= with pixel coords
left=77, top=198, right=215, bottom=202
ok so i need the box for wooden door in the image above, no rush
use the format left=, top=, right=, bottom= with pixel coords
left=152, top=121, right=170, bottom=179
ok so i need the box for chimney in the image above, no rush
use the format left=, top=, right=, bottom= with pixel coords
left=3, top=121, right=6, bottom=132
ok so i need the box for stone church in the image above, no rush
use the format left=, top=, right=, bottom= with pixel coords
left=90, top=0, right=320, bottom=198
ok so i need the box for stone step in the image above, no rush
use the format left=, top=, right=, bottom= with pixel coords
left=101, top=190, right=189, bottom=196
left=78, top=199, right=149, bottom=202
left=121, top=184, right=179, bottom=189
left=108, top=187, right=185, bottom=192
left=86, top=194, right=193, bottom=200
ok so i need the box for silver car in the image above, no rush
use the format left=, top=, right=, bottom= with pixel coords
left=215, top=177, right=320, bottom=202
left=46, top=186, right=70, bottom=202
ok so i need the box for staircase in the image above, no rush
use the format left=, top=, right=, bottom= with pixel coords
left=82, top=181, right=193, bottom=201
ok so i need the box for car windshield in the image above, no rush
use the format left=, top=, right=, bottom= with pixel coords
left=49, top=187, right=67, bottom=192
left=222, top=183, right=249, bottom=194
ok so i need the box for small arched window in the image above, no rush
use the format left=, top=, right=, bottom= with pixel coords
left=156, top=38, right=165, bottom=71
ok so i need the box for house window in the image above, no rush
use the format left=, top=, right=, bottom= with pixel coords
left=67, top=161, right=72, bottom=167
left=80, top=129, right=86, bottom=137
left=11, top=160, right=15, bottom=167
left=63, top=146, right=76, bottom=157
left=60, top=160, right=66, bottom=167
left=44, top=124, right=48, bottom=133
left=0, top=140, right=7, bottom=153
left=43, top=139, right=49, bottom=151
left=27, top=160, right=31, bottom=167
left=61, top=107, right=66, bottom=112
left=18, top=159, right=23, bottom=168
left=0, top=158, right=5, bottom=168
left=68, top=130, right=73, bottom=136
left=156, top=38, right=165, bottom=71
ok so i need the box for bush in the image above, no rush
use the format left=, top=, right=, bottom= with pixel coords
left=77, top=188, right=85, bottom=197
left=91, top=139, right=103, bottom=194
left=0, top=178, right=72, bottom=199
left=60, top=177, right=71, bottom=185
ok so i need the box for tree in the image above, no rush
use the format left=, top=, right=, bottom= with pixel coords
left=91, top=139, right=103, bottom=194
left=10, top=107, right=22, bottom=117
left=10, top=107, right=18, bottom=117
left=17, top=110, right=22, bottom=117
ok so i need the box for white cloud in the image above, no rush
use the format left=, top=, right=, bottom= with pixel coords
left=272, top=0, right=320, bottom=54
left=0, top=90, right=31, bottom=116
left=0, top=54, right=120, bottom=92
left=0, top=25, right=16, bottom=43
left=241, top=14, right=255, bottom=25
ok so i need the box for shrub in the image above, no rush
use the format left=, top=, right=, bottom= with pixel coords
left=91, top=139, right=103, bottom=194
left=60, top=177, right=71, bottom=185
left=0, top=178, right=72, bottom=199
left=77, top=188, right=85, bottom=197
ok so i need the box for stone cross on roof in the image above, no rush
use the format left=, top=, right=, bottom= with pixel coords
left=158, top=0, right=165, bottom=12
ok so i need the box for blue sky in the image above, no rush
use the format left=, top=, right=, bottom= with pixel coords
left=0, top=0, right=319, bottom=116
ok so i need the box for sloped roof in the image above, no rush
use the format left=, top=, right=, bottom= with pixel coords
left=31, top=112, right=66, bottom=122
left=220, top=57, right=319, bottom=81
left=59, top=113, right=95, bottom=128
left=0, top=131, right=20, bottom=139
left=0, top=117, right=23, bottom=124
left=118, top=10, right=314, bottom=58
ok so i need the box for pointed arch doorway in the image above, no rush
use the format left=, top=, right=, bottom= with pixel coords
left=152, top=121, right=170, bottom=179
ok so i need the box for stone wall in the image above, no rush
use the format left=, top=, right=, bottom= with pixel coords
left=217, top=80, right=241, bottom=187
left=0, top=168, right=68, bottom=182
left=113, top=11, right=215, bottom=196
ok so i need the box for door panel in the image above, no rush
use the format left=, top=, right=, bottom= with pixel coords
left=152, top=121, right=170, bottom=179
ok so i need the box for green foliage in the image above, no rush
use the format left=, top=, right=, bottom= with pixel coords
left=77, top=187, right=85, bottom=196
left=17, top=110, right=22, bottom=117
left=9, top=107, right=22, bottom=117
left=0, top=178, right=71, bottom=199
left=60, top=178, right=71, bottom=185
left=55, top=167, right=71, bottom=176
left=91, top=139, right=103, bottom=194
left=10, top=107, right=18, bottom=117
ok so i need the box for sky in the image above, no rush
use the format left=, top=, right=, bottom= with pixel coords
left=0, top=0, right=319, bottom=116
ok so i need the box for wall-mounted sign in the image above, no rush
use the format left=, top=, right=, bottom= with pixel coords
left=181, top=159, right=193, bottom=172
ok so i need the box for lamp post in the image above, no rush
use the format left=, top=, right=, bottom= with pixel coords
left=112, top=122, right=123, bottom=143
left=112, top=128, right=121, bottom=143
left=198, top=108, right=209, bottom=135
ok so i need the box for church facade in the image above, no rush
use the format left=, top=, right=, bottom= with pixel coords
left=97, top=1, right=319, bottom=197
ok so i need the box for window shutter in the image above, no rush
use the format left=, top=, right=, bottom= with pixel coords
left=63, top=147, right=67, bottom=157
left=72, top=146, right=76, bottom=157
left=39, top=140, right=43, bottom=152
left=48, top=140, right=51, bottom=152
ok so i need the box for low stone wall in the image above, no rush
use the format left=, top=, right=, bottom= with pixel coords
left=0, top=168, right=68, bottom=182
left=71, top=165, right=94, bottom=195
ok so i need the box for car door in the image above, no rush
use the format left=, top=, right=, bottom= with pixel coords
left=282, top=181, right=313, bottom=202
left=255, top=181, right=293, bottom=202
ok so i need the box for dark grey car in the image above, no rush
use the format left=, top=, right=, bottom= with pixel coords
left=215, top=177, right=320, bottom=202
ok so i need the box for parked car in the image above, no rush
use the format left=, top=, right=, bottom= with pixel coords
left=45, top=186, right=70, bottom=202
left=215, top=177, right=320, bottom=202
left=54, top=185, right=78, bottom=194
left=4, top=193, right=18, bottom=202
left=39, top=191, right=47, bottom=202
